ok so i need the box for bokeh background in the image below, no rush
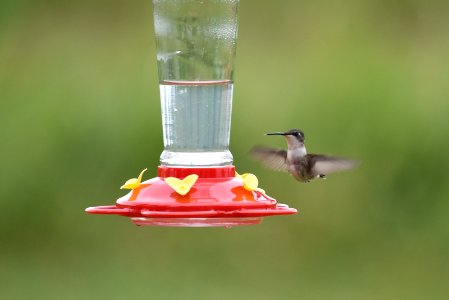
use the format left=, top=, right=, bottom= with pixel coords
left=1, top=0, right=449, bottom=299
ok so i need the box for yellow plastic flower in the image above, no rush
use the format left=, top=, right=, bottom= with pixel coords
left=241, top=173, right=258, bottom=192
left=236, top=171, right=267, bottom=194
left=120, top=168, right=147, bottom=190
left=165, top=174, right=199, bottom=196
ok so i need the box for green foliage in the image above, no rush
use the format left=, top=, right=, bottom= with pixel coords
left=1, top=0, right=448, bottom=299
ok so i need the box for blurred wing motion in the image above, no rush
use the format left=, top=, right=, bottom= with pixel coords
left=309, top=155, right=358, bottom=175
left=249, top=146, right=288, bottom=172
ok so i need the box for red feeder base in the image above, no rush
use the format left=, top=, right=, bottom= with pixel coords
left=86, top=166, right=297, bottom=227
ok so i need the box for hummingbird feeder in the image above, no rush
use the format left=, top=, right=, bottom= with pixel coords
left=85, top=0, right=297, bottom=227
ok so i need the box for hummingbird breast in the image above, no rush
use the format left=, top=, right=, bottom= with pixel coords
left=287, top=151, right=312, bottom=182
left=288, top=158, right=310, bottom=181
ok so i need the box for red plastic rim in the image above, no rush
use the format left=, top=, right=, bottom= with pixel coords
left=157, top=166, right=235, bottom=178
left=131, top=217, right=262, bottom=228
left=86, top=166, right=297, bottom=227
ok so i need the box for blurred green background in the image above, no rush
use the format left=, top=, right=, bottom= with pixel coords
left=1, top=0, right=449, bottom=299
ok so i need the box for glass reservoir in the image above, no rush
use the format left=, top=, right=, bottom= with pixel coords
left=153, top=0, right=238, bottom=166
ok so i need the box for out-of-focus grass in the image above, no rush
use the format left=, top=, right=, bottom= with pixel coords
left=1, top=0, right=448, bottom=299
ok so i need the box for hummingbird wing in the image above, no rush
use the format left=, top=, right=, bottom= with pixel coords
left=308, top=154, right=358, bottom=175
left=249, top=146, right=288, bottom=172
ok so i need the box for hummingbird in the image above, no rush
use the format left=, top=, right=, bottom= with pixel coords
left=249, top=129, right=358, bottom=183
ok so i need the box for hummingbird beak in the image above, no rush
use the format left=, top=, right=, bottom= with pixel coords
left=266, top=132, right=287, bottom=136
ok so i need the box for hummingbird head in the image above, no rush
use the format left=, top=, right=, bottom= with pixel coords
left=266, top=129, right=305, bottom=149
